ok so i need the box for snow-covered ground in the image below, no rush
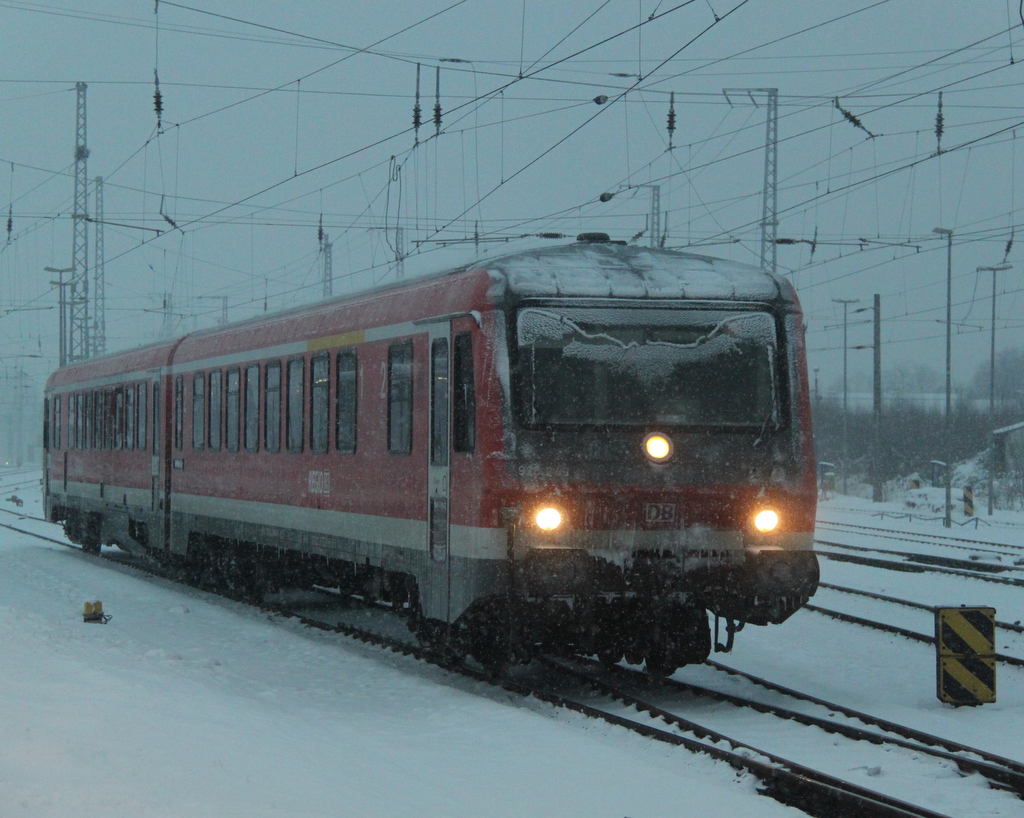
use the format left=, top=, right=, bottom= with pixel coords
left=2, top=470, right=1023, bottom=817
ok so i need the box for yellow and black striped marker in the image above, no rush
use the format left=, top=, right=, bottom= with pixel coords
left=963, top=486, right=974, bottom=517
left=935, top=606, right=995, bottom=705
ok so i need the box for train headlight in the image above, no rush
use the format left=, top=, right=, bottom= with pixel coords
left=643, top=433, right=673, bottom=462
left=753, top=509, right=780, bottom=533
left=535, top=507, right=563, bottom=531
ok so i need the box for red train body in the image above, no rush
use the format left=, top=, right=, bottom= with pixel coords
left=43, top=236, right=818, bottom=673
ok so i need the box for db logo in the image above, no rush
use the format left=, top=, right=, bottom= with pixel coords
left=643, top=502, right=676, bottom=525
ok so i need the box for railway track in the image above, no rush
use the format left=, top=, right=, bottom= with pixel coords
left=817, top=518, right=1024, bottom=554
left=2, top=510, right=1019, bottom=817
left=815, top=539, right=1024, bottom=588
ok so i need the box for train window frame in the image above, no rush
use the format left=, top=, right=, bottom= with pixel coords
left=264, top=361, right=281, bottom=453
left=511, top=304, right=788, bottom=433
left=430, top=338, right=449, bottom=466
left=174, top=376, right=184, bottom=451
left=310, top=352, right=329, bottom=454
left=53, top=395, right=61, bottom=450
left=67, top=393, right=76, bottom=450
left=192, top=372, right=206, bottom=451
left=125, top=383, right=136, bottom=451
left=452, top=332, right=476, bottom=453
left=95, top=390, right=104, bottom=449
left=84, top=392, right=92, bottom=449
left=137, top=382, right=147, bottom=452
left=105, top=388, right=115, bottom=450
left=69, top=393, right=78, bottom=449
left=225, top=368, right=240, bottom=453
left=388, top=341, right=413, bottom=455
left=208, top=370, right=222, bottom=451
left=335, top=349, right=357, bottom=455
left=151, top=382, right=159, bottom=454
left=286, top=356, right=305, bottom=454
left=244, top=364, right=260, bottom=453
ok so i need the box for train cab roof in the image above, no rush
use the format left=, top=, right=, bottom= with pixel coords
left=478, top=235, right=795, bottom=306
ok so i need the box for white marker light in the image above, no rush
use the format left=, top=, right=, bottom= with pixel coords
left=754, top=509, right=780, bottom=532
left=644, top=433, right=673, bottom=462
left=535, top=507, right=563, bottom=531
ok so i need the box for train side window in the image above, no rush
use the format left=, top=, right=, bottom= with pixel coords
left=336, top=349, right=357, bottom=454
left=67, top=394, right=75, bottom=449
left=94, top=390, right=103, bottom=449
left=174, top=376, right=184, bottom=450
left=286, top=357, right=305, bottom=453
left=76, top=393, right=83, bottom=449
left=208, top=370, right=222, bottom=451
left=53, top=395, right=61, bottom=450
left=310, top=353, right=328, bottom=454
left=151, top=383, right=159, bottom=454
left=225, top=368, right=240, bottom=453
left=388, top=341, right=413, bottom=454
left=453, top=332, right=476, bottom=453
left=265, top=361, right=281, bottom=453
left=84, top=393, right=92, bottom=449
left=192, top=372, right=205, bottom=450
left=125, top=384, right=135, bottom=450
left=43, top=397, right=49, bottom=450
left=106, top=389, right=116, bottom=450
left=430, top=339, right=449, bottom=466
left=245, top=364, right=260, bottom=452
left=137, top=383, right=147, bottom=451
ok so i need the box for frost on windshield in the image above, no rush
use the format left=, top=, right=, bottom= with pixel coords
left=517, top=307, right=778, bottom=428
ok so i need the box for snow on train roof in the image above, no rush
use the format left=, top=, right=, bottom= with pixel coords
left=481, top=241, right=786, bottom=302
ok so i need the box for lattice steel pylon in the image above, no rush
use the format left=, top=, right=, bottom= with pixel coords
left=760, top=89, right=778, bottom=274
left=69, top=82, right=90, bottom=361
left=321, top=233, right=333, bottom=298
left=92, top=175, right=106, bottom=357
left=722, top=87, right=778, bottom=273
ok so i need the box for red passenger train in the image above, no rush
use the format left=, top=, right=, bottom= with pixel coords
left=43, top=234, right=819, bottom=674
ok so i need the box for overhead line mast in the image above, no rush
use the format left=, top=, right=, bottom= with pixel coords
left=70, top=81, right=90, bottom=362
left=92, top=175, right=106, bottom=357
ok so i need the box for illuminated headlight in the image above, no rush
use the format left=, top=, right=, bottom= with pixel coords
left=535, top=507, right=563, bottom=531
left=643, top=433, right=673, bottom=462
left=753, top=509, right=780, bottom=533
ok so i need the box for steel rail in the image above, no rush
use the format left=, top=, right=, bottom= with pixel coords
left=540, top=655, right=956, bottom=818
left=817, top=518, right=1024, bottom=552
left=820, top=581, right=1024, bottom=634
left=557, top=655, right=1024, bottom=796
left=815, top=546, right=1024, bottom=589
left=803, top=604, right=1024, bottom=668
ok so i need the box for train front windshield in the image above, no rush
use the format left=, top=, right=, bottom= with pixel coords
left=516, top=307, right=780, bottom=428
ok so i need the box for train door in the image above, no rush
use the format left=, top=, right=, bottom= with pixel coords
left=150, top=371, right=169, bottom=550
left=423, top=323, right=452, bottom=623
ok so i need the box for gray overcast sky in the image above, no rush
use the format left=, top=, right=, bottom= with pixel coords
left=1, top=0, right=1022, bottom=393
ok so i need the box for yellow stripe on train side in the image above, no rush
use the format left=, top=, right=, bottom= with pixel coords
left=308, top=330, right=366, bottom=352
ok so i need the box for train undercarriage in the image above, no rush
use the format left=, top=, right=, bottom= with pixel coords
left=53, top=500, right=818, bottom=678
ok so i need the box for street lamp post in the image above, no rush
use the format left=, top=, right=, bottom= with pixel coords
left=933, top=228, right=953, bottom=527
left=833, top=298, right=859, bottom=495
left=978, top=263, right=1012, bottom=515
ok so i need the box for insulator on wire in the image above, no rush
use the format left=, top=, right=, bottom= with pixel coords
left=833, top=97, right=875, bottom=138
left=153, top=69, right=164, bottom=131
left=318, top=213, right=324, bottom=245
left=413, top=63, right=422, bottom=142
left=1004, top=229, right=1014, bottom=262
left=667, top=92, right=676, bottom=149
left=935, top=91, right=944, bottom=153
left=433, top=66, right=442, bottom=135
